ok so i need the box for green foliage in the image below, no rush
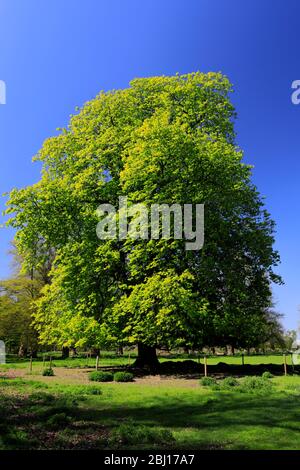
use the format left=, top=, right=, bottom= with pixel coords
left=262, top=371, right=274, bottom=379
left=200, top=375, right=273, bottom=394
left=108, top=423, right=175, bottom=448
left=89, top=371, right=113, bottom=382
left=220, top=377, right=239, bottom=389
left=113, top=371, right=134, bottom=382
left=283, top=330, right=297, bottom=350
left=42, top=368, right=54, bottom=376
left=0, top=277, right=41, bottom=354
left=200, top=376, right=217, bottom=387
left=5, top=72, right=282, bottom=352
left=238, top=376, right=273, bottom=394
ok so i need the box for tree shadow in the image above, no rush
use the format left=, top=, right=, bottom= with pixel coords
left=2, top=387, right=300, bottom=449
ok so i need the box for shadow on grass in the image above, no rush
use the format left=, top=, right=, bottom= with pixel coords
left=2, top=387, right=300, bottom=450
left=76, top=392, right=300, bottom=432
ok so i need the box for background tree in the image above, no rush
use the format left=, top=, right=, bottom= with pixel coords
left=282, top=329, right=297, bottom=351
left=0, top=243, right=53, bottom=357
left=0, top=276, right=41, bottom=356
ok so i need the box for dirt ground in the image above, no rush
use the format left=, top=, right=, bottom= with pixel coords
left=0, top=367, right=201, bottom=388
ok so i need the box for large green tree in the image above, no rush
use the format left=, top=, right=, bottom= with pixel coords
left=6, top=72, right=281, bottom=367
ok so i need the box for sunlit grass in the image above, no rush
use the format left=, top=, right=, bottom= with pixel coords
left=0, top=352, right=294, bottom=373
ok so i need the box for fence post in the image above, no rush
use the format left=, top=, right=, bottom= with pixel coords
left=204, top=355, right=208, bottom=377
left=96, top=355, right=99, bottom=371
left=49, top=356, right=52, bottom=369
left=284, top=353, right=287, bottom=376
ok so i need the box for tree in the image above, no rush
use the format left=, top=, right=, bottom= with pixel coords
left=0, top=243, right=53, bottom=357
left=6, top=72, right=282, bottom=367
left=283, top=329, right=297, bottom=351
left=0, top=277, right=41, bottom=356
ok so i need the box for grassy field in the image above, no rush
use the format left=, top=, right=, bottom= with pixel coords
left=1, top=352, right=294, bottom=371
left=1, top=355, right=300, bottom=450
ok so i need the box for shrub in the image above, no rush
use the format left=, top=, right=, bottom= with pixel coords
left=262, top=371, right=273, bottom=379
left=221, top=377, right=239, bottom=389
left=200, top=376, right=217, bottom=387
left=114, top=372, right=134, bottom=382
left=42, top=368, right=54, bottom=377
left=108, top=423, right=175, bottom=447
left=239, top=376, right=273, bottom=394
left=89, top=371, right=113, bottom=382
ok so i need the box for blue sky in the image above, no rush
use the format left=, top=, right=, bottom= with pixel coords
left=0, top=0, right=299, bottom=330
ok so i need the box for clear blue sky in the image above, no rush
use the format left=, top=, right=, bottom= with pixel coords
left=0, top=0, right=299, bottom=330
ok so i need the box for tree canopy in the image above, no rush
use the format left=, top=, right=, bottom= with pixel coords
left=5, top=72, right=282, bottom=366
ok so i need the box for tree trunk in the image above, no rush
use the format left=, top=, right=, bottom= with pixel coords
left=70, top=347, right=77, bottom=357
left=133, top=343, right=159, bottom=369
left=61, top=347, right=69, bottom=359
left=231, top=345, right=235, bottom=355
left=90, top=348, right=100, bottom=357
left=18, top=343, right=27, bottom=358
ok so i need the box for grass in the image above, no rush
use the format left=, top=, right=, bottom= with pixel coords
left=1, top=368, right=300, bottom=450
left=1, top=352, right=294, bottom=373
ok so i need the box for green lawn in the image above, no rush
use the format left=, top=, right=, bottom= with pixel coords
left=1, top=352, right=293, bottom=372
left=1, top=365, right=300, bottom=450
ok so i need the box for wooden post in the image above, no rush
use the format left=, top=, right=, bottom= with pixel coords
left=204, top=355, right=208, bottom=377
left=49, top=356, right=52, bottom=369
left=96, top=355, right=99, bottom=371
left=242, top=353, right=244, bottom=366
left=29, top=356, right=33, bottom=374
left=291, top=352, right=294, bottom=372
left=284, top=354, right=287, bottom=376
